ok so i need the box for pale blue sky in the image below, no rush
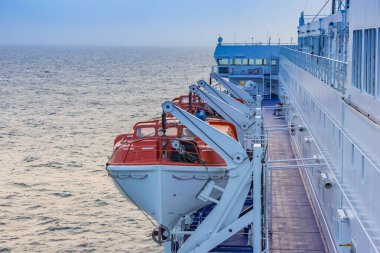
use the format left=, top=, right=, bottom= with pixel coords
left=0, top=0, right=330, bottom=46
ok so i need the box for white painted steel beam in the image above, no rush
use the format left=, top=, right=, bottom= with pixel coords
left=162, top=101, right=247, bottom=168
left=189, top=85, right=254, bottom=144
left=197, top=80, right=254, bottom=118
left=210, top=72, right=255, bottom=106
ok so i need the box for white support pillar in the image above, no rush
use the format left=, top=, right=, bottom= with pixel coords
left=252, top=144, right=263, bottom=253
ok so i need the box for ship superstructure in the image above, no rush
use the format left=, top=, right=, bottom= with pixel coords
left=107, top=0, right=380, bottom=252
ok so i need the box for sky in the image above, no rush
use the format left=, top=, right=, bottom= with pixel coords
left=0, top=0, right=331, bottom=47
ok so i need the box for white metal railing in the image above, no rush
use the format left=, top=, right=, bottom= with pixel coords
left=220, top=42, right=297, bottom=46
left=281, top=80, right=380, bottom=252
left=280, top=47, right=347, bottom=94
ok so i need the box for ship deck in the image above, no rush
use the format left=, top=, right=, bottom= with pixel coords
left=186, top=98, right=327, bottom=252
left=263, top=98, right=326, bottom=253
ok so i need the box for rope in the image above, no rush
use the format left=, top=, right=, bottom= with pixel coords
left=182, top=151, right=229, bottom=181
left=338, top=0, right=346, bottom=9
left=312, top=0, right=330, bottom=22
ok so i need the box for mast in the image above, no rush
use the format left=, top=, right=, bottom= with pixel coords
left=332, top=0, right=336, bottom=14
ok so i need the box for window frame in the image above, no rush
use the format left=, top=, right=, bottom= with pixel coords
left=363, top=28, right=377, bottom=96
left=352, top=30, right=363, bottom=90
left=217, top=58, right=229, bottom=65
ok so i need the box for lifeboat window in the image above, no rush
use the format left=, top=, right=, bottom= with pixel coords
left=180, top=96, right=189, bottom=104
left=218, top=58, right=229, bottom=65
left=158, top=127, right=178, bottom=137
left=181, top=128, right=196, bottom=139
left=136, top=127, right=156, bottom=138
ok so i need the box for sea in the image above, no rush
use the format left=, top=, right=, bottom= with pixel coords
left=0, top=46, right=214, bottom=252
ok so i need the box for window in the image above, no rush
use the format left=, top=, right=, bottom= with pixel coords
left=352, top=30, right=363, bottom=89
left=218, top=67, right=229, bottom=74
left=271, top=59, right=278, bottom=66
left=218, top=58, right=229, bottom=65
left=242, top=59, right=249, bottom=65
left=181, top=128, right=196, bottom=138
left=136, top=127, right=156, bottom=138
left=248, top=59, right=255, bottom=65
left=363, top=28, right=376, bottom=95
left=180, top=96, right=189, bottom=104
left=255, top=59, right=264, bottom=65
left=232, top=58, right=242, bottom=65
left=158, top=127, right=178, bottom=137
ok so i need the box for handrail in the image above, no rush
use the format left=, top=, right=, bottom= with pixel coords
left=280, top=46, right=348, bottom=94
left=121, top=136, right=205, bottom=165
left=280, top=66, right=380, bottom=173
left=282, top=78, right=380, bottom=252
left=219, top=43, right=297, bottom=46
left=282, top=46, right=347, bottom=64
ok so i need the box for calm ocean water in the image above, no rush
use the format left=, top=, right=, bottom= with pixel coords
left=0, top=46, right=213, bottom=252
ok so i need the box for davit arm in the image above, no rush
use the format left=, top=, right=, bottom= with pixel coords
left=210, top=72, right=254, bottom=106
left=162, top=101, right=263, bottom=253
left=162, top=101, right=247, bottom=168
left=197, top=80, right=253, bottom=118
left=189, top=84, right=254, bottom=144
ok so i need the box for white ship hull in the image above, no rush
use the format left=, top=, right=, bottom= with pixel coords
left=106, top=164, right=228, bottom=230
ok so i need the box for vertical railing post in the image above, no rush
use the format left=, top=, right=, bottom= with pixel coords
left=333, top=61, right=337, bottom=89
left=253, top=144, right=263, bottom=253
left=324, top=58, right=327, bottom=83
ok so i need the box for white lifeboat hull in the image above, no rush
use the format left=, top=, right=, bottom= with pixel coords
left=106, top=164, right=228, bottom=230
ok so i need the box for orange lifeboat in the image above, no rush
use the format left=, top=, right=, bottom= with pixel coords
left=172, top=94, right=217, bottom=117
left=106, top=115, right=238, bottom=230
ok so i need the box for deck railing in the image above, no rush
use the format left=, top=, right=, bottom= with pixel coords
left=280, top=47, right=347, bottom=94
